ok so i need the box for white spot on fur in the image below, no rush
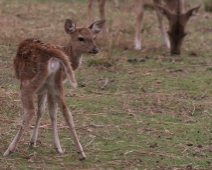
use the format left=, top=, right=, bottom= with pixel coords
left=78, top=55, right=83, bottom=65
left=48, top=58, right=60, bottom=74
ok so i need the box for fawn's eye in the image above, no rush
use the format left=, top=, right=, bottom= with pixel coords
left=78, top=37, right=84, bottom=42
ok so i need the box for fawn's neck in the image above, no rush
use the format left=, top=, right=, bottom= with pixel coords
left=64, top=41, right=83, bottom=71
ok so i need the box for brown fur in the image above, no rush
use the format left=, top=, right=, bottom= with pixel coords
left=14, top=38, right=74, bottom=82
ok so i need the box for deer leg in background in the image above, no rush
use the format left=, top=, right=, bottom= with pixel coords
left=113, top=0, right=119, bottom=9
left=153, top=0, right=170, bottom=49
left=134, top=0, right=144, bottom=50
left=98, top=0, right=107, bottom=38
left=87, top=0, right=95, bottom=25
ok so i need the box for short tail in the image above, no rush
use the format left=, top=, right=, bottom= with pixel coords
left=53, top=52, right=77, bottom=88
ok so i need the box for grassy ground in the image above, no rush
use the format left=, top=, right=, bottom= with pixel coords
left=0, top=0, right=212, bottom=169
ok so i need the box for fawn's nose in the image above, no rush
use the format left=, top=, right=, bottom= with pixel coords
left=89, top=47, right=99, bottom=54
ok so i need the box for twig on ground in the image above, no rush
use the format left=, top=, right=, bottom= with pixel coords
left=84, top=138, right=95, bottom=148
left=89, top=124, right=105, bottom=128
left=191, top=103, right=196, bottom=116
left=101, top=78, right=108, bottom=90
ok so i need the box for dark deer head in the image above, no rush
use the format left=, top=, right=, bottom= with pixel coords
left=157, top=5, right=200, bottom=55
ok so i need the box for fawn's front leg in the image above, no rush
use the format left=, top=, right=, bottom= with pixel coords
left=56, top=92, right=86, bottom=160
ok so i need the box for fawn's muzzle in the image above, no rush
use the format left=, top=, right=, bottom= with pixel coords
left=89, top=47, right=99, bottom=54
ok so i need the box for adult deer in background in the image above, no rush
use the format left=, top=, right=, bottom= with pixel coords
left=3, top=19, right=105, bottom=160
left=87, top=0, right=200, bottom=55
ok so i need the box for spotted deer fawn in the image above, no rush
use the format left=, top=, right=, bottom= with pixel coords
left=87, top=0, right=200, bottom=55
left=3, top=19, right=106, bottom=160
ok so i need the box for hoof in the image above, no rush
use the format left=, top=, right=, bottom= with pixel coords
left=3, top=149, right=13, bottom=157
left=79, top=157, right=86, bottom=161
left=78, top=151, right=86, bottom=161
left=134, top=46, right=141, bottom=51
left=134, top=39, right=142, bottom=51
left=56, top=148, right=63, bottom=154
left=29, top=142, right=36, bottom=148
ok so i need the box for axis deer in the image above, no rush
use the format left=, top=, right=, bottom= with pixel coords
left=3, top=19, right=106, bottom=160
left=87, top=0, right=200, bottom=55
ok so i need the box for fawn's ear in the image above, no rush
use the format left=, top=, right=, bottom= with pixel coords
left=65, top=19, right=76, bottom=34
left=157, top=5, right=174, bottom=20
left=185, top=6, right=201, bottom=20
left=88, top=20, right=106, bottom=34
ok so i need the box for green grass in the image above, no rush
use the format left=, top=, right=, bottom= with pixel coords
left=1, top=0, right=212, bottom=169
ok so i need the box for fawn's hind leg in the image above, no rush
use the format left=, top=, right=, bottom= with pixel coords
left=30, top=93, right=47, bottom=147
left=4, top=90, right=35, bottom=156
left=47, top=93, right=63, bottom=153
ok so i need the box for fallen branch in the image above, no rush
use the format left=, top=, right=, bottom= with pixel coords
left=89, top=124, right=105, bottom=128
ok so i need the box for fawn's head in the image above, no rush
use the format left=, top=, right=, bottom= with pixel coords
left=64, top=19, right=106, bottom=56
left=158, top=5, right=200, bottom=55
